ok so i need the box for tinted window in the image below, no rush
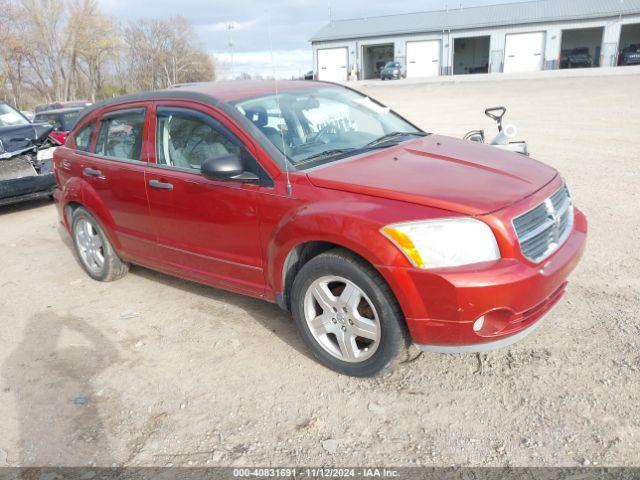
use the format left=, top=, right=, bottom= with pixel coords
left=60, top=111, right=81, bottom=130
left=74, top=122, right=95, bottom=152
left=156, top=110, right=241, bottom=171
left=96, top=110, right=146, bottom=161
left=35, top=113, right=62, bottom=130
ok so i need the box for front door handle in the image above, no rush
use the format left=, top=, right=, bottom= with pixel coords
left=149, top=179, right=173, bottom=190
left=84, top=167, right=102, bottom=176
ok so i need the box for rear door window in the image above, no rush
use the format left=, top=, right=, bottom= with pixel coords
left=95, top=109, right=146, bottom=161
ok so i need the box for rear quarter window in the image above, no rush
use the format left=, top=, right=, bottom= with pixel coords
left=73, top=122, right=96, bottom=152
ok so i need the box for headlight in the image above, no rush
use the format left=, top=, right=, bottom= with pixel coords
left=381, top=218, right=500, bottom=269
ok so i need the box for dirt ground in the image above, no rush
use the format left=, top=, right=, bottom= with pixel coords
left=1, top=71, right=639, bottom=468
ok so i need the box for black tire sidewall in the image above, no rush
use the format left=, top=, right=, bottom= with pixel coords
left=291, top=252, right=407, bottom=377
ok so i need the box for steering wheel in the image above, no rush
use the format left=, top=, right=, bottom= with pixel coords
left=308, top=124, right=337, bottom=145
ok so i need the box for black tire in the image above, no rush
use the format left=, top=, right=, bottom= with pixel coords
left=71, top=207, right=129, bottom=282
left=291, top=248, right=410, bottom=377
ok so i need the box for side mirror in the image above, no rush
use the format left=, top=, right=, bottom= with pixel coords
left=201, top=153, right=259, bottom=183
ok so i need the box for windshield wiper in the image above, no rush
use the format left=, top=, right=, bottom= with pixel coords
left=363, top=131, right=427, bottom=148
left=297, top=148, right=356, bottom=165
left=295, top=132, right=429, bottom=167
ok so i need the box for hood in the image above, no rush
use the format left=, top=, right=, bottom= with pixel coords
left=305, top=134, right=558, bottom=216
left=0, top=123, right=54, bottom=154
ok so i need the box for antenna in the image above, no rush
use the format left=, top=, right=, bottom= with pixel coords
left=267, top=10, right=292, bottom=196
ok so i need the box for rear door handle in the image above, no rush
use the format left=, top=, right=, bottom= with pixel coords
left=84, top=167, right=102, bottom=176
left=149, top=179, right=173, bottom=190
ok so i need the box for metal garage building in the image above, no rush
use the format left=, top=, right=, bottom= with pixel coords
left=310, top=0, right=640, bottom=81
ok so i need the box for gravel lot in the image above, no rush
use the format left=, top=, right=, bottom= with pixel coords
left=1, top=71, right=639, bottom=468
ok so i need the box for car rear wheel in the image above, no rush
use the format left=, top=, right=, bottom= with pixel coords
left=71, top=207, right=129, bottom=282
left=291, top=248, right=410, bottom=377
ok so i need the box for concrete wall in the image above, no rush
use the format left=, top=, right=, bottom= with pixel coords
left=311, top=12, right=640, bottom=78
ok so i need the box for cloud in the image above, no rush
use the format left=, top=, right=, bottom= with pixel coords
left=97, top=0, right=520, bottom=78
left=214, top=49, right=312, bottom=79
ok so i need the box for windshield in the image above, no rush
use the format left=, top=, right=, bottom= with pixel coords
left=234, top=87, right=423, bottom=168
left=385, top=62, right=400, bottom=68
left=0, top=103, right=30, bottom=127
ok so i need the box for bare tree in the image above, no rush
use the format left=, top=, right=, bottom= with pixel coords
left=0, top=2, right=216, bottom=107
left=67, top=0, right=120, bottom=101
left=124, top=16, right=215, bottom=91
left=0, top=0, right=31, bottom=107
left=18, top=0, right=71, bottom=101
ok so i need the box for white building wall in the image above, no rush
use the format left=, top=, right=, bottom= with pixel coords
left=311, top=13, right=640, bottom=78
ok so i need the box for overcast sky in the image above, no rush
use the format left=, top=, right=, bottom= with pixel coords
left=100, top=0, right=518, bottom=78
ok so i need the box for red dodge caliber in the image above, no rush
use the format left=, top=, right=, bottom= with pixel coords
left=53, top=81, right=587, bottom=377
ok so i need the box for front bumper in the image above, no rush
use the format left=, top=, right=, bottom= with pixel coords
left=0, top=160, right=55, bottom=207
left=379, top=209, right=587, bottom=351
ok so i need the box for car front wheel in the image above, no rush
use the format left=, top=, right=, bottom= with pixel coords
left=291, top=249, right=410, bottom=377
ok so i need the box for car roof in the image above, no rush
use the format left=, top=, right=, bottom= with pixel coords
left=71, top=80, right=345, bottom=173
left=81, top=80, right=338, bottom=117
left=170, top=80, right=335, bottom=102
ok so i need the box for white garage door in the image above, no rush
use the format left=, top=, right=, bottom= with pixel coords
left=503, top=32, right=545, bottom=73
left=317, top=48, right=348, bottom=82
left=406, top=41, right=441, bottom=78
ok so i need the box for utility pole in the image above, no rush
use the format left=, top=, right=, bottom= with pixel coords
left=227, top=22, right=235, bottom=79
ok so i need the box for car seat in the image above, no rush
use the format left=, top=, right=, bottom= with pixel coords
left=244, top=106, right=287, bottom=153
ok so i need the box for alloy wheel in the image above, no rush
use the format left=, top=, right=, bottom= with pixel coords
left=74, top=217, right=105, bottom=275
left=303, top=275, right=381, bottom=362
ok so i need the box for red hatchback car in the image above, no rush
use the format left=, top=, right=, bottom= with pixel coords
left=53, top=81, right=587, bottom=377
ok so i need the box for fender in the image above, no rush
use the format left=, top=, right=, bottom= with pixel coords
left=266, top=199, right=410, bottom=295
left=60, top=176, right=122, bottom=252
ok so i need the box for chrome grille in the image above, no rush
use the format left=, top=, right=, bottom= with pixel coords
left=513, top=185, right=574, bottom=263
